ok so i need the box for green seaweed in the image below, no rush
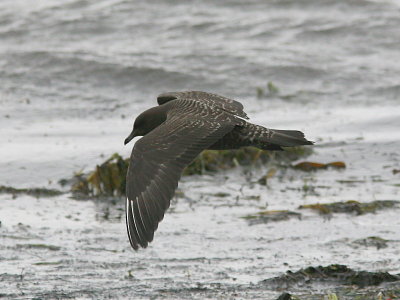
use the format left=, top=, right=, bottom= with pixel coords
left=16, top=244, right=61, bottom=251
left=267, top=81, right=279, bottom=94
left=72, top=153, right=129, bottom=198
left=256, top=81, right=279, bottom=99
left=212, top=192, right=231, bottom=198
left=256, top=87, right=265, bottom=98
left=327, top=294, right=338, bottom=300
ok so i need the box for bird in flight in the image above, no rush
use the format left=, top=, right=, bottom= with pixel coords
left=124, top=91, right=313, bottom=250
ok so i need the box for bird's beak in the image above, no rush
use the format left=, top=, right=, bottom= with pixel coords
left=124, top=130, right=137, bottom=145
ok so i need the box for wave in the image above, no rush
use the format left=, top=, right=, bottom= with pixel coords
left=2, top=50, right=199, bottom=91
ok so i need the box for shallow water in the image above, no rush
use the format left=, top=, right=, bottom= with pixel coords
left=1, top=0, right=400, bottom=299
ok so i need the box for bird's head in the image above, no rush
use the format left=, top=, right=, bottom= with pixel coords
left=124, top=106, right=167, bottom=145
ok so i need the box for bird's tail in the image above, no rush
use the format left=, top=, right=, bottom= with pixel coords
left=244, top=124, right=313, bottom=151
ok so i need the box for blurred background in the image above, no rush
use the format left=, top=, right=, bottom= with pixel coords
left=1, top=0, right=400, bottom=299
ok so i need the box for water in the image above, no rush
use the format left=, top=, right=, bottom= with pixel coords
left=1, top=0, right=400, bottom=298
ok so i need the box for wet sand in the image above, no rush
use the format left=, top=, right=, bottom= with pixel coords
left=1, top=0, right=400, bottom=298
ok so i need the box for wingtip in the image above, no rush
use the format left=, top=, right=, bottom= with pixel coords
left=126, top=195, right=155, bottom=251
left=126, top=197, right=142, bottom=251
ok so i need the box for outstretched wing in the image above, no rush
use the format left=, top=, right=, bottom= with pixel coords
left=126, top=106, right=240, bottom=250
left=157, top=91, right=249, bottom=120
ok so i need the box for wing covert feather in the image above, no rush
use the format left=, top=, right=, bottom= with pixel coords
left=157, top=91, right=249, bottom=120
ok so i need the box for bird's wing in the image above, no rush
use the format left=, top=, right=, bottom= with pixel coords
left=126, top=107, right=240, bottom=250
left=157, top=91, right=249, bottom=120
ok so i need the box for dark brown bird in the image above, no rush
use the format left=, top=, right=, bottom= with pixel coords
left=124, top=91, right=313, bottom=250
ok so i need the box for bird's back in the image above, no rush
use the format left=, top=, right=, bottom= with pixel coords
left=157, top=91, right=249, bottom=120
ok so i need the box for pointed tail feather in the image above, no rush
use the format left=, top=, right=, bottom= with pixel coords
left=232, top=123, right=313, bottom=151
left=245, top=124, right=313, bottom=150
left=268, top=129, right=314, bottom=147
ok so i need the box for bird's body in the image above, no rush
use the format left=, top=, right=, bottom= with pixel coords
left=124, top=91, right=313, bottom=250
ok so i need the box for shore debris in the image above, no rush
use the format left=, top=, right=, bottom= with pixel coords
left=16, top=243, right=61, bottom=251
left=243, top=210, right=301, bottom=225
left=0, top=185, right=64, bottom=198
left=351, top=236, right=389, bottom=250
left=299, top=200, right=399, bottom=215
left=257, top=167, right=277, bottom=185
left=293, top=161, right=346, bottom=171
left=183, top=146, right=311, bottom=176
left=71, top=146, right=311, bottom=197
left=276, top=293, right=294, bottom=300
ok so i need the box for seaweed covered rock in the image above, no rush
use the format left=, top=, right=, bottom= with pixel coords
left=261, top=264, right=400, bottom=289
left=71, top=147, right=311, bottom=197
